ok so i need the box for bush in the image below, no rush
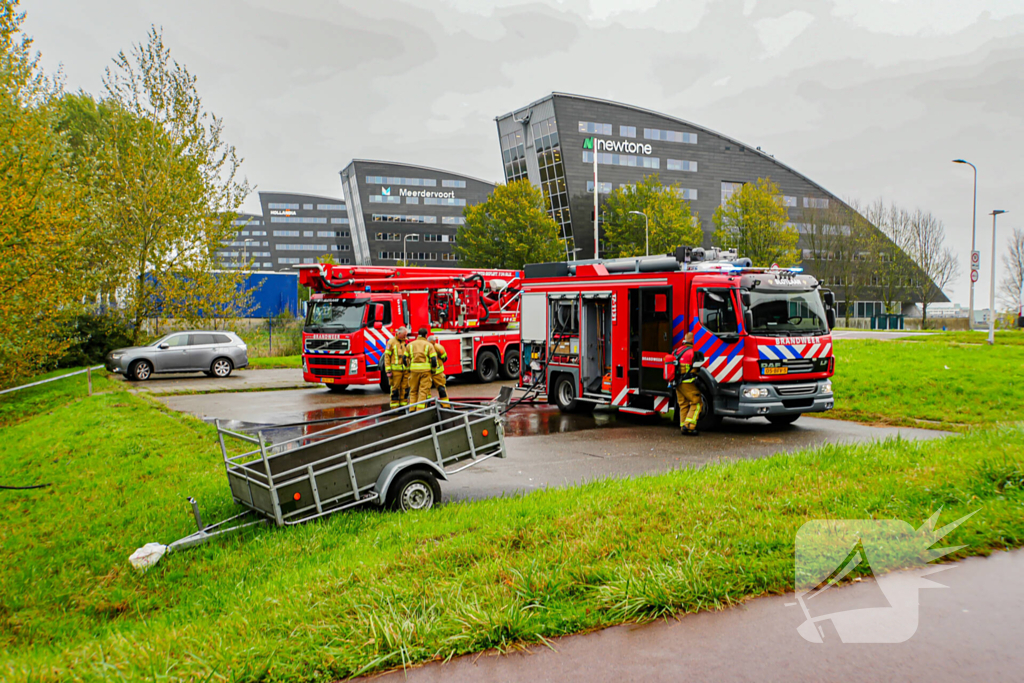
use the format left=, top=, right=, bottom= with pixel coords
left=56, top=311, right=136, bottom=368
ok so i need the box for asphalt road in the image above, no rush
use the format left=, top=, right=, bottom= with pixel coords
left=159, top=381, right=948, bottom=503
left=361, top=549, right=1024, bottom=683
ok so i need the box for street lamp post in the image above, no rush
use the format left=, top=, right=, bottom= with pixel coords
left=988, top=210, right=1006, bottom=345
left=403, top=233, right=415, bottom=266
left=628, top=210, right=649, bottom=257
left=952, top=159, right=978, bottom=328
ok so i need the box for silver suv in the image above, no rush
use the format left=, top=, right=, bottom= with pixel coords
left=106, top=331, right=249, bottom=381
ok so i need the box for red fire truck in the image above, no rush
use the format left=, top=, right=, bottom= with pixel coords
left=297, top=265, right=522, bottom=392
left=518, top=247, right=837, bottom=429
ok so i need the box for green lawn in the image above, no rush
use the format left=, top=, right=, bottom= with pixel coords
left=245, top=355, right=302, bottom=370
left=830, top=339, right=1024, bottom=430
left=904, top=330, right=1024, bottom=346
left=1, top=355, right=1023, bottom=682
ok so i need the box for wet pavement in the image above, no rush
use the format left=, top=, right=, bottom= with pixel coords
left=362, top=549, right=1024, bottom=683
left=159, top=382, right=949, bottom=503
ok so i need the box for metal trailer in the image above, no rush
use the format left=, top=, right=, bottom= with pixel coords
left=170, top=398, right=507, bottom=551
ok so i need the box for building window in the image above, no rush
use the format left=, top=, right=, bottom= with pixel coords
left=329, top=244, right=352, bottom=252
left=578, top=121, right=612, bottom=135
left=676, top=188, right=698, bottom=200
left=278, top=257, right=301, bottom=264
left=528, top=116, right=573, bottom=251
left=423, top=197, right=467, bottom=206
left=268, top=202, right=299, bottom=210
left=278, top=244, right=329, bottom=251
left=317, top=204, right=346, bottom=211
left=369, top=195, right=401, bottom=204
left=586, top=181, right=613, bottom=194
left=441, top=179, right=466, bottom=188
left=371, top=214, right=437, bottom=224
left=582, top=151, right=660, bottom=169
left=405, top=196, right=419, bottom=205
left=317, top=231, right=337, bottom=237
left=250, top=231, right=267, bottom=236
left=779, top=196, right=797, bottom=207
left=643, top=128, right=697, bottom=144
left=330, top=217, right=349, bottom=225
left=423, top=233, right=456, bottom=243
left=365, top=176, right=437, bottom=187
left=667, top=159, right=697, bottom=172
left=441, top=252, right=458, bottom=261
left=270, top=216, right=328, bottom=224
left=441, top=216, right=466, bottom=225
left=620, top=125, right=636, bottom=138
left=273, top=230, right=300, bottom=237
left=303, top=203, right=313, bottom=210
left=804, top=197, right=829, bottom=209
left=501, top=128, right=529, bottom=183
left=721, top=181, right=744, bottom=204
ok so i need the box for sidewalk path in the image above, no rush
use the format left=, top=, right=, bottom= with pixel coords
left=363, top=549, right=1023, bottom=683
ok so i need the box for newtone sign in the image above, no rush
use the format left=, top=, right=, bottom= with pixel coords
left=583, top=137, right=653, bottom=155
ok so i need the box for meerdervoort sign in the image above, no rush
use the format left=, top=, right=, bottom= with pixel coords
left=396, top=188, right=456, bottom=199
left=583, top=137, right=653, bottom=155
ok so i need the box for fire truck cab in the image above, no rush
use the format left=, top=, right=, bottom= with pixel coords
left=519, top=247, right=837, bottom=429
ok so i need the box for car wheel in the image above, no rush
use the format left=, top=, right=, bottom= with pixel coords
left=130, top=360, right=153, bottom=382
left=499, top=347, right=520, bottom=380
left=767, top=414, right=800, bottom=426
left=474, top=349, right=499, bottom=383
left=386, top=469, right=441, bottom=511
left=553, top=374, right=582, bottom=413
left=211, top=358, right=233, bottom=378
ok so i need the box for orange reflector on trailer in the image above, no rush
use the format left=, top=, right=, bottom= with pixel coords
left=293, top=492, right=301, bottom=501
left=482, top=429, right=489, bottom=437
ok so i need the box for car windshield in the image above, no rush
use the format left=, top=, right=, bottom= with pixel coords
left=746, top=289, right=828, bottom=336
left=305, top=300, right=367, bottom=333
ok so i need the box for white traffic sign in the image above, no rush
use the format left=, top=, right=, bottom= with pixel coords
left=971, top=269, right=979, bottom=283
left=971, top=250, right=981, bottom=267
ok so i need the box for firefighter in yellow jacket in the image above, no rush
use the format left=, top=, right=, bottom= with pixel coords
left=427, top=334, right=450, bottom=407
left=672, top=331, right=704, bottom=436
left=383, top=327, right=409, bottom=409
left=404, top=327, right=438, bottom=411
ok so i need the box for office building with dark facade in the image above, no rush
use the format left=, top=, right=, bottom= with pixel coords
left=218, top=191, right=353, bottom=270
left=340, top=160, right=495, bottom=266
left=495, top=92, right=943, bottom=316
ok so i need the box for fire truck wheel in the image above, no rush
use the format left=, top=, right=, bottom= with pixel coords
left=767, top=414, right=800, bottom=426
left=695, top=384, right=722, bottom=431
left=379, top=373, right=390, bottom=394
left=326, top=383, right=348, bottom=393
left=499, top=348, right=520, bottom=380
left=552, top=374, right=583, bottom=413
left=474, top=349, right=500, bottom=383
left=386, top=468, right=441, bottom=512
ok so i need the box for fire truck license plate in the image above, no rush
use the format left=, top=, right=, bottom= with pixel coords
left=764, top=366, right=788, bottom=375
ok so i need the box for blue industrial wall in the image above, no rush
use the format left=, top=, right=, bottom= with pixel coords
left=243, top=272, right=299, bottom=318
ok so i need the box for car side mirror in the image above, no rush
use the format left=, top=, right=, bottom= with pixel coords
left=158, top=343, right=170, bottom=350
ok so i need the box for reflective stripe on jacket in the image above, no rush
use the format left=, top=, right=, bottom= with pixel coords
left=383, top=337, right=407, bottom=372
left=431, top=342, right=447, bottom=374
left=405, top=338, right=437, bottom=373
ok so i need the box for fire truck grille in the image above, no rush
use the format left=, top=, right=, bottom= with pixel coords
left=782, top=359, right=815, bottom=374
left=305, top=338, right=350, bottom=353
left=308, top=356, right=348, bottom=368
left=774, top=383, right=818, bottom=397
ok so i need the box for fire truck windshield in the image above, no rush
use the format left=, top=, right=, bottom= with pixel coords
left=746, top=290, right=828, bottom=336
left=305, top=300, right=367, bottom=333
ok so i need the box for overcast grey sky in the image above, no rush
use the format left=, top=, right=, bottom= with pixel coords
left=23, top=0, right=1024, bottom=305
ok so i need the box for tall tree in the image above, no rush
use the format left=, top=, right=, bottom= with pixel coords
left=1000, top=227, right=1024, bottom=314
left=863, top=200, right=918, bottom=316
left=712, top=177, right=799, bottom=267
left=904, top=208, right=959, bottom=328
left=98, top=27, right=251, bottom=342
left=0, top=0, right=93, bottom=385
left=600, top=173, right=702, bottom=258
left=456, top=180, right=564, bottom=270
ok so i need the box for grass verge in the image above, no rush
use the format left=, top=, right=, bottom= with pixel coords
left=829, top=339, right=1024, bottom=430
left=245, top=355, right=302, bottom=370
left=902, top=330, right=1024, bottom=346
left=1, top=376, right=1022, bottom=681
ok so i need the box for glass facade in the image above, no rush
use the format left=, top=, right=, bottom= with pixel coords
left=582, top=151, right=660, bottom=169
left=667, top=159, right=697, bottom=172
left=643, top=128, right=697, bottom=144
left=500, top=129, right=528, bottom=182
left=531, top=116, right=573, bottom=251
left=579, top=121, right=612, bottom=134
left=365, top=176, right=437, bottom=186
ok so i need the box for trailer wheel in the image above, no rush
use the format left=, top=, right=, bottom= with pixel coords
left=767, top=414, right=800, bottom=426
left=387, top=468, right=441, bottom=512
left=474, top=349, right=499, bottom=383
left=499, top=347, right=520, bottom=380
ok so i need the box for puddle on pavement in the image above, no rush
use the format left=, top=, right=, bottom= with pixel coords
left=209, top=402, right=626, bottom=440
